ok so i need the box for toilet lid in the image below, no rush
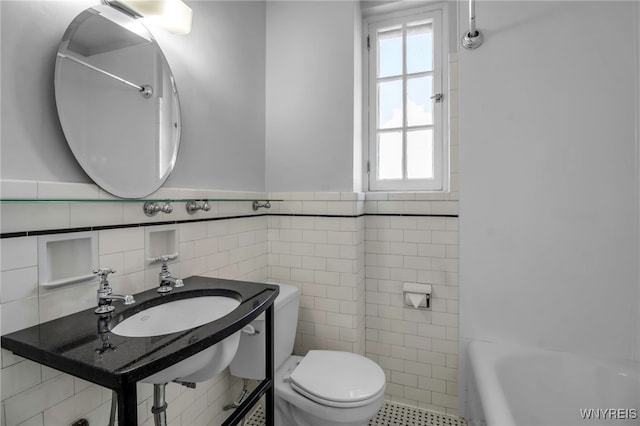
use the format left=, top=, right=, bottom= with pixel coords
left=289, top=350, right=385, bottom=406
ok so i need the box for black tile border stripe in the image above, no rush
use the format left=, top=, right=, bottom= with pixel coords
left=0, top=213, right=459, bottom=239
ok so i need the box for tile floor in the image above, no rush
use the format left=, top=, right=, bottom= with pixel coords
left=244, top=401, right=468, bottom=426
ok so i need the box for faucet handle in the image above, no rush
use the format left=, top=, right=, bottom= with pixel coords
left=174, top=279, right=184, bottom=288
left=147, top=253, right=179, bottom=264
left=92, top=268, right=116, bottom=278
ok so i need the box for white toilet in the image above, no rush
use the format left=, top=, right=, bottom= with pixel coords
left=229, top=283, right=386, bottom=426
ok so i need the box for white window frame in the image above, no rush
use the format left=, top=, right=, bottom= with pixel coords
left=365, top=5, right=448, bottom=192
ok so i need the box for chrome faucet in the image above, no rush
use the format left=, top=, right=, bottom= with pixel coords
left=93, top=268, right=135, bottom=314
left=156, top=256, right=183, bottom=293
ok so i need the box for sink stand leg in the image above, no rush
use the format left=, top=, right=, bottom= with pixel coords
left=108, top=390, right=117, bottom=426
left=117, top=382, right=138, bottom=425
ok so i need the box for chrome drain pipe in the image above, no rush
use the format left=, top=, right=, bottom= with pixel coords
left=152, top=383, right=168, bottom=426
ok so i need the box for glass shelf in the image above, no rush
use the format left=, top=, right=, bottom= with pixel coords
left=0, top=198, right=281, bottom=203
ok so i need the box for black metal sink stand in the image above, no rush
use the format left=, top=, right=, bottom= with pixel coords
left=222, top=303, right=274, bottom=425
left=114, top=304, right=274, bottom=425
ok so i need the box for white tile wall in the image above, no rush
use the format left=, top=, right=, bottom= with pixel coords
left=266, top=210, right=366, bottom=356
left=0, top=186, right=268, bottom=426
left=364, top=214, right=459, bottom=415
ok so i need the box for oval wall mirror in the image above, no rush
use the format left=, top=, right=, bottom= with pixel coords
left=54, top=5, right=181, bottom=199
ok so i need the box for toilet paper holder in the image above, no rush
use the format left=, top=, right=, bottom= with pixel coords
left=403, top=282, right=432, bottom=310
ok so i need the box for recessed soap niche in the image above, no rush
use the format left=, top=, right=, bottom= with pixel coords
left=38, top=231, right=98, bottom=289
left=145, top=224, right=179, bottom=264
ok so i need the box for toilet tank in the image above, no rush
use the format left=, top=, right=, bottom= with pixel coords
left=229, top=282, right=300, bottom=380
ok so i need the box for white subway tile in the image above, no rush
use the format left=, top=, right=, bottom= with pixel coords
left=390, top=319, right=418, bottom=335
left=4, top=374, right=74, bottom=426
left=0, top=267, right=38, bottom=303
left=98, top=253, right=124, bottom=276
left=417, top=350, right=447, bottom=366
left=42, top=385, right=103, bottom=426
left=70, top=203, right=123, bottom=228
left=1, top=296, right=38, bottom=335
left=16, top=412, right=44, bottom=426
left=193, top=238, right=218, bottom=257
left=302, top=256, right=326, bottom=271
left=290, top=268, right=314, bottom=282
left=123, top=249, right=146, bottom=274
left=1, top=359, right=42, bottom=400
left=418, top=376, right=447, bottom=394
left=417, top=323, right=447, bottom=340
left=2, top=349, right=24, bottom=368
left=365, top=192, right=388, bottom=201
left=431, top=312, right=458, bottom=328
left=432, top=392, right=458, bottom=410
left=0, top=180, right=37, bottom=199
left=1, top=238, right=37, bottom=272
left=431, top=339, right=458, bottom=355
left=403, top=201, right=432, bottom=215
left=217, top=235, right=238, bottom=252
left=378, top=330, right=404, bottom=346
left=2, top=203, right=69, bottom=234
left=38, top=283, right=94, bottom=323
left=404, top=386, right=431, bottom=404
left=327, top=201, right=355, bottom=215
left=326, top=286, right=354, bottom=301
left=179, top=222, right=207, bottom=242
left=377, top=201, right=405, bottom=214
left=302, top=308, right=327, bottom=325
left=316, top=218, right=342, bottom=231
left=302, top=201, right=328, bottom=215
left=99, top=228, right=144, bottom=255
left=207, top=221, right=230, bottom=238
left=289, top=217, right=314, bottom=231
left=313, top=271, right=339, bottom=286
left=391, top=371, right=418, bottom=388
left=302, top=282, right=326, bottom=298
left=326, top=312, right=353, bottom=328
left=417, top=244, right=446, bottom=258
left=417, top=217, right=447, bottom=231
left=326, top=258, right=354, bottom=273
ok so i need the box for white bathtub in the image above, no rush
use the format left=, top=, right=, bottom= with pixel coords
left=466, top=341, right=640, bottom=426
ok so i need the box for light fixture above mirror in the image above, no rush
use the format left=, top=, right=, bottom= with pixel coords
left=104, top=0, right=193, bottom=35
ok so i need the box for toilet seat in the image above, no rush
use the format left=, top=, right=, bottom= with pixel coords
left=288, top=350, right=386, bottom=408
left=275, top=355, right=386, bottom=426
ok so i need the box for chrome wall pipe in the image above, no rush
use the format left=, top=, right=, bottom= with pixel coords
left=461, top=0, right=483, bottom=50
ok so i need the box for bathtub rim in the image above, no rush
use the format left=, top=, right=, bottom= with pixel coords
left=467, top=339, right=640, bottom=426
left=468, top=340, right=517, bottom=426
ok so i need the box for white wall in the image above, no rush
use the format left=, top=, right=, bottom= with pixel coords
left=636, top=0, right=640, bottom=363
left=459, top=0, right=639, bottom=363
left=265, top=1, right=361, bottom=192
left=0, top=0, right=266, bottom=191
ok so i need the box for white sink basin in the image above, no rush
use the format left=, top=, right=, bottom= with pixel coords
left=111, top=295, right=242, bottom=384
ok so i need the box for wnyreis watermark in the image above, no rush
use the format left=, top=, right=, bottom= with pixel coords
left=579, top=409, right=638, bottom=421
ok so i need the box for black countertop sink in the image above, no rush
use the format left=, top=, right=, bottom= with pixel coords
left=1, top=276, right=279, bottom=390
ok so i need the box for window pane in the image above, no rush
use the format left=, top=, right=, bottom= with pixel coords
left=407, top=76, right=433, bottom=126
left=407, top=22, right=433, bottom=73
left=378, top=131, right=403, bottom=179
left=407, top=129, right=434, bottom=179
left=378, top=80, right=403, bottom=129
left=378, top=27, right=402, bottom=78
